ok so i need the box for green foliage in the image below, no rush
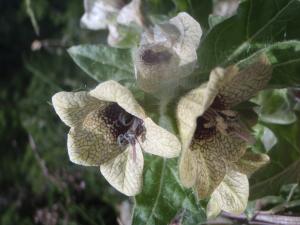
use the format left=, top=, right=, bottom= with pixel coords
left=251, top=160, right=300, bottom=199
left=68, top=44, right=134, bottom=82
left=2, top=0, right=300, bottom=224
left=173, top=0, right=213, bottom=30
left=253, top=89, right=297, bottom=125
left=248, top=84, right=299, bottom=201
left=237, top=41, right=300, bottom=88
left=65, top=0, right=300, bottom=224
left=25, top=0, right=39, bottom=35
left=0, top=1, right=121, bottom=224
left=198, top=0, right=300, bottom=71
left=132, top=156, right=205, bottom=225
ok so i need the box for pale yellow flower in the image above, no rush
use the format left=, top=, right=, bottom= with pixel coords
left=52, top=80, right=181, bottom=196
left=177, top=55, right=272, bottom=200
left=81, top=0, right=143, bottom=47
left=133, top=12, right=202, bottom=93
left=207, top=152, right=269, bottom=217
left=213, top=0, right=239, bottom=18
left=81, top=0, right=123, bottom=30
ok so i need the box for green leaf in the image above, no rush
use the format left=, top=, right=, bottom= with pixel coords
left=25, top=0, right=39, bottom=35
left=144, top=0, right=175, bottom=18
left=267, top=42, right=300, bottom=88
left=132, top=155, right=205, bottom=225
left=109, top=24, right=141, bottom=49
left=68, top=44, right=134, bottom=82
left=185, top=0, right=213, bottom=30
left=252, top=124, right=277, bottom=153
left=250, top=159, right=300, bottom=199
left=208, top=14, right=226, bottom=29
left=253, top=89, right=297, bottom=125
left=249, top=116, right=300, bottom=199
left=198, top=0, right=300, bottom=71
left=238, top=41, right=300, bottom=88
left=145, top=0, right=212, bottom=30
left=190, top=41, right=300, bottom=93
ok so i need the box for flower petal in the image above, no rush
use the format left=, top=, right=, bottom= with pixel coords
left=80, top=0, right=122, bottom=30
left=186, top=130, right=246, bottom=198
left=107, top=24, right=121, bottom=46
left=107, top=24, right=141, bottom=48
left=206, top=169, right=249, bottom=218
left=100, top=145, right=144, bottom=196
left=218, top=54, right=272, bottom=107
left=213, top=0, right=239, bottom=17
left=192, top=142, right=227, bottom=198
left=176, top=73, right=222, bottom=149
left=140, top=118, right=181, bottom=158
left=52, top=91, right=100, bottom=127
left=134, top=44, right=181, bottom=92
left=179, top=148, right=197, bottom=188
left=117, top=0, right=143, bottom=26
left=233, top=151, right=270, bottom=176
left=89, top=80, right=146, bottom=120
left=206, top=131, right=247, bottom=162
left=133, top=12, right=201, bottom=93
left=67, top=104, right=124, bottom=166
left=169, top=12, right=202, bottom=66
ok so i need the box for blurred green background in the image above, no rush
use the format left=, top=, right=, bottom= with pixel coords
left=0, top=1, right=126, bottom=224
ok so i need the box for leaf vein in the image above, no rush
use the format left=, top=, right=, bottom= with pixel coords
left=145, top=159, right=166, bottom=225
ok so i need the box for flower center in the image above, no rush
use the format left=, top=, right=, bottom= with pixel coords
left=193, top=96, right=255, bottom=144
left=193, top=96, right=226, bottom=140
left=141, top=49, right=172, bottom=65
left=102, top=103, right=145, bottom=148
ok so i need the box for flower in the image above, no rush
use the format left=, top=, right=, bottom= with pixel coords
left=81, top=0, right=123, bottom=30
left=52, top=80, right=181, bottom=196
left=206, top=151, right=269, bottom=217
left=177, top=55, right=272, bottom=199
left=81, top=0, right=143, bottom=47
left=213, top=0, right=239, bottom=18
left=133, top=12, right=202, bottom=93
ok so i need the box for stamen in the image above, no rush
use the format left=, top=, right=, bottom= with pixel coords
left=103, top=103, right=133, bottom=139
left=213, top=111, right=256, bottom=144
left=118, top=112, right=134, bottom=126
left=117, top=134, right=128, bottom=146
left=116, top=117, right=145, bottom=162
left=215, top=116, right=228, bottom=136
left=228, top=122, right=256, bottom=145
left=102, top=103, right=145, bottom=157
left=231, top=130, right=256, bottom=145
left=219, top=110, right=238, bottom=118
left=194, top=100, right=255, bottom=145
left=131, top=143, right=137, bottom=162
left=193, top=116, right=216, bottom=141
